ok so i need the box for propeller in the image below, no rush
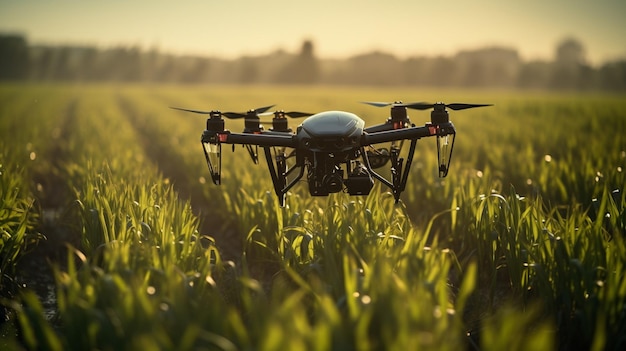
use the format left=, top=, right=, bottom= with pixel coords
left=362, top=101, right=492, bottom=111
left=403, top=102, right=492, bottom=111
left=170, top=105, right=275, bottom=118
left=267, top=110, right=314, bottom=132
left=170, top=105, right=313, bottom=119
left=361, top=101, right=426, bottom=108
left=170, top=106, right=216, bottom=114
left=221, top=105, right=276, bottom=119
left=268, top=110, right=314, bottom=118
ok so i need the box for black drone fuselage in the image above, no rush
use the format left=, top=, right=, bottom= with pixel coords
left=171, top=101, right=492, bottom=206
left=201, top=108, right=447, bottom=206
left=297, top=111, right=366, bottom=196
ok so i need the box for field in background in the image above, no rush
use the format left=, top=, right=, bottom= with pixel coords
left=1, top=83, right=624, bottom=350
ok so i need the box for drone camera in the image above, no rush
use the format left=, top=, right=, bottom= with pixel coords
left=323, top=172, right=344, bottom=193
left=366, top=148, right=390, bottom=169
left=309, top=165, right=344, bottom=196
left=346, top=164, right=374, bottom=195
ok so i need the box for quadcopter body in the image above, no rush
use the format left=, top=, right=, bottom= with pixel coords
left=171, top=101, right=491, bottom=206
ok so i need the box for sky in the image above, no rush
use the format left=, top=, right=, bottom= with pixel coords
left=1, top=0, right=625, bottom=66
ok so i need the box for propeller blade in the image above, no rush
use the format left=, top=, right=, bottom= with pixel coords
left=362, top=101, right=428, bottom=108
left=402, top=102, right=493, bottom=110
left=402, top=102, right=435, bottom=110
left=222, top=104, right=276, bottom=119
left=284, top=111, right=313, bottom=118
left=362, top=101, right=492, bottom=111
left=259, top=111, right=313, bottom=118
left=446, top=103, right=493, bottom=110
left=222, top=112, right=247, bottom=119
left=362, top=101, right=393, bottom=107
left=255, top=104, right=275, bottom=114
left=170, top=106, right=212, bottom=114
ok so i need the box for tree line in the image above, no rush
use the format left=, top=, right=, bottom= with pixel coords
left=1, top=34, right=625, bottom=91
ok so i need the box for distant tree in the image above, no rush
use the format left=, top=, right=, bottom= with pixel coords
left=8, top=34, right=625, bottom=90
left=343, top=51, right=401, bottom=85
left=551, top=37, right=589, bottom=89
left=117, top=46, right=143, bottom=81
left=460, top=59, right=487, bottom=87
left=429, top=56, right=457, bottom=87
left=402, top=57, right=429, bottom=86
left=237, top=57, right=259, bottom=84
left=155, top=55, right=178, bottom=82
left=295, top=40, right=319, bottom=83
left=517, top=60, right=552, bottom=89
left=180, top=57, right=210, bottom=83
left=0, top=34, right=30, bottom=80
left=455, top=47, right=520, bottom=87
left=274, top=40, right=319, bottom=84
left=598, top=60, right=626, bottom=91
left=51, top=47, right=74, bottom=80
left=29, top=46, right=53, bottom=80
left=78, top=47, right=100, bottom=81
left=556, top=38, right=586, bottom=66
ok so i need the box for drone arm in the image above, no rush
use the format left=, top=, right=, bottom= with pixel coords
left=364, top=119, right=412, bottom=134
left=361, top=125, right=434, bottom=146
left=364, top=122, right=395, bottom=133
left=218, top=131, right=296, bottom=148
left=362, top=152, right=393, bottom=189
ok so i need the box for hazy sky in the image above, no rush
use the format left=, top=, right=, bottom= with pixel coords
left=1, top=0, right=625, bottom=65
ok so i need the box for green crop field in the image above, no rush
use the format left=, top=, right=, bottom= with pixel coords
left=1, top=83, right=625, bottom=350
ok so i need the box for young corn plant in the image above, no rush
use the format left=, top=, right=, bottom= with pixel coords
left=450, top=178, right=626, bottom=349
left=0, top=160, right=40, bottom=287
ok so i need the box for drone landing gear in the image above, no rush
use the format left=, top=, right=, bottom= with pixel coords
left=245, top=144, right=259, bottom=164
left=363, top=139, right=418, bottom=203
left=261, top=140, right=420, bottom=206
left=263, top=147, right=304, bottom=206
left=345, top=161, right=374, bottom=195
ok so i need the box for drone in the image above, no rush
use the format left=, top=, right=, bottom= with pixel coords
left=171, top=101, right=491, bottom=206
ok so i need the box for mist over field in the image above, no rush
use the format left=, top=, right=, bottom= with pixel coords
left=1, top=34, right=625, bottom=91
